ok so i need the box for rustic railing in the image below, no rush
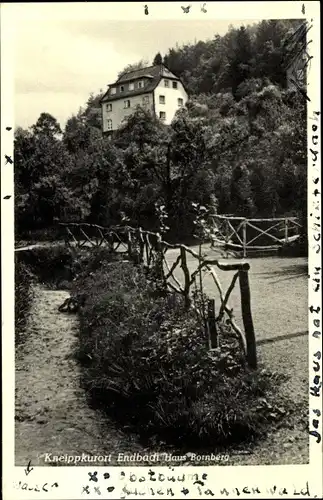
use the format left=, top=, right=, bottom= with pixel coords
left=210, top=214, right=301, bottom=258
left=59, top=222, right=257, bottom=369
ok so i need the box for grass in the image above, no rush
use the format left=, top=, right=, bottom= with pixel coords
left=15, top=256, right=35, bottom=345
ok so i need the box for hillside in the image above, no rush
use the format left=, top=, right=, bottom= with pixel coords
left=14, top=19, right=307, bottom=245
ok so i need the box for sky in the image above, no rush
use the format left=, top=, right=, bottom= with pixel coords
left=13, top=9, right=258, bottom=129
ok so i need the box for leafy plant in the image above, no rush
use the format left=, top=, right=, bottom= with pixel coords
left=15, top=258, right=35, bottom=344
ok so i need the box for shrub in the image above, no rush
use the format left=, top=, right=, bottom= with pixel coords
left=15, top=257, right=35, bottom=344
left=74, top=260, right=290, bottom=448
left=18, top=245, right=126, bottom=289
left=15, top=225, right=65, bottom=245
left=278, top=237, right=308, bottom=257
left=17, top=245, right=77, bottom=288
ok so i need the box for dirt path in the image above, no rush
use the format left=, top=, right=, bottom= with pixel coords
left=15, top=285, right=145, bottom=466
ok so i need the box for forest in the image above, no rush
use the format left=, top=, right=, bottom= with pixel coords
left=14, top=19, right=307, bottom=243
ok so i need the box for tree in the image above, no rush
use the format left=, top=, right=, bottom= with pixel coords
left=63, top=113, right=101, bottom=154
left=14, top=129, right=77, bottom=231
left=153, top=52, right=163, bottom=65
left=14, top=114, right=87, bottom=234
left=227, top=26, right=253, bottom=98
left=114, top=108, right=165, bottom=148
left=31, top=112, right=62, bottom=138
left=165, top=110, right=216, bottom=240
left=110, top=109, right=216, bottom=240
left=230, top=165, right=255, bottom=215
left=161, top=20, right=302, bottom=98
left=81, top=92, right=104, bottom=129
left=111, top=109, right=167, bottom=229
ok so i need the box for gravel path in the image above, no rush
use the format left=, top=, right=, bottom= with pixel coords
left=166, top=247, right=309, bottom=464
left=166, top=246, right=308, bottom=342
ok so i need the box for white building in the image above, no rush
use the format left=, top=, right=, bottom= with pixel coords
left=100, top=64, right=188, bottom=134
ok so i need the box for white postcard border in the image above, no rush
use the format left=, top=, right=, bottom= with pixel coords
left=1, top=2, right=321, bottom=499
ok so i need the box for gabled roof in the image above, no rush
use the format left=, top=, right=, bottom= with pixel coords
left=100, top=64, right=182, bottom=103
left=117, top=64, right=178, bottom=83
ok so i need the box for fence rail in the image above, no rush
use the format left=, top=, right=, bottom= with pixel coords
left=59, top=222, right=257, bottom=369
left=210, top=215, right=301, bottom=257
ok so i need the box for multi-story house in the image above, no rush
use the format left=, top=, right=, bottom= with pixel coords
left=100, top=64, right=188, bottom=134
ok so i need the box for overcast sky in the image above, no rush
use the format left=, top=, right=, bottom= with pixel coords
left=14, top=17, right=257, bottom=129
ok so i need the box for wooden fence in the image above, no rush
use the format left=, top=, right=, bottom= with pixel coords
left=59, top=222, right=257, bottom=369
left=210, top=215, right=301, bottom=258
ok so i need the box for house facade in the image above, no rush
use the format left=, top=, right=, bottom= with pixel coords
left=100, top=64, right=188, bottom=134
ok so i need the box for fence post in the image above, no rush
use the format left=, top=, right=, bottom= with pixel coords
left=127, top=230, right=133, bottom=258
left=106, top=232, right=114, bottom=252
left=211, top=216, right=216, bottom=248
left=238, top=269, right=257, bottom=369
left=138, top=228, right=145, bottom=264
left=144, top=233, right=150, bottom=265
left=207, top=299, right=218, bottom=348
left=155, top=232, right=164, bottom=281
left=225, top=219, right=230, bottom=244
left=62, top=226, right=69, bottom=247
left=242, top=219, right=247, bottom=258
left=284, top=218, right=289, bottom=243
left=180, top=246, right=191, bottom=309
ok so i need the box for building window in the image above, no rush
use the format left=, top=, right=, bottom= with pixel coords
left=177, top=98, right=183, bottom=107
left=110, top=87, right=116, bottom=95
left=164, top=79, right=169, bottom=87
left=120, top=85, right=125, bottom=92
left=159, top=95, right=165, bottom=104
left=172, top=81, right=178, bottom=89
left=142, top=96, right=150, bottom=105
left=124, top=100, right=131, bottom=108
left=138, top=80, right=144, bottom=89
left=129, top=82, right=134, bottom=90
left=106, top=103, right=112, bottom=112
left=159, top=111, right=166, bottom=121
left=106, top=119, right=113, bottom=130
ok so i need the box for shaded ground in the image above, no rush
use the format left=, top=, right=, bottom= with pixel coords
left=15, top=250, right=309, bottom=466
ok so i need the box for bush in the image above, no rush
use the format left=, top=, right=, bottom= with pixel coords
left=15, top=225, right=65, bottom=245
left=15, top=257, right=35, bottom=344
left=17, top=245, right=77, bottom=288
left=278, top=236, right=308, bottom=257
left=74, top=260, right=290, bottom=448
left=17, top=244, right=128, bottom=289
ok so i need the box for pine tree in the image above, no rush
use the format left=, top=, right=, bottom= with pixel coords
left=153, top=52, right=163, bottom=65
